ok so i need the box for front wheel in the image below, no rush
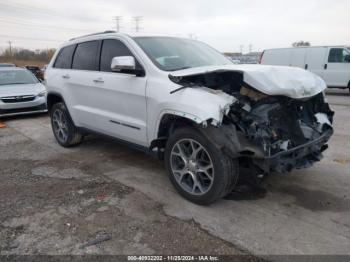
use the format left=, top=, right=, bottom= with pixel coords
left=50, top=102, right=82, bottom=147
left=164, top=127, right=239, bottom=205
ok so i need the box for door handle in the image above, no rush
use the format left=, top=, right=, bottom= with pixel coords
left=324, top=64, right=328, bottom=70
left=62, top=74, right=70, bottom=79
left=93, top=78, right=104, bottom=83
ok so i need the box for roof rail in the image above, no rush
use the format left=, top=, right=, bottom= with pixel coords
left=69, top=30, right=117, bottom=41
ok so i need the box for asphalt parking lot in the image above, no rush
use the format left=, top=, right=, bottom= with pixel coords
left=0, top=89, right=350, bottom=257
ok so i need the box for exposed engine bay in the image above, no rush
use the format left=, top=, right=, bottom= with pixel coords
left=169, top=71, right=334, bottom=174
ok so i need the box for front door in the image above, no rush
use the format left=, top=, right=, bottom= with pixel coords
left=89, top=39, right=148, bottom=146
left=305, top=47, right=328, bottom=79
left=323, top=48, right=350, bottom=88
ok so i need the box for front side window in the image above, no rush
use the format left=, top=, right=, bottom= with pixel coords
left=72, top=41, right=99, bottom=71
left=328, top=48, right=350, bottom=63
left=0, top=70, right=38, bottom=86
left=100, top=39, right=133, bottom=72
left=133, top=37, right=232, bottom=71
left=54, top=45, right=76, bottom=69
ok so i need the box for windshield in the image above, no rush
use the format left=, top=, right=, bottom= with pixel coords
left=0, top=70, right=38, bottom=86
left=133, top=37, right=232, bottom=71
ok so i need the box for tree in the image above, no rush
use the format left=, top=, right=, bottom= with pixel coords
left=292, top=41, right=311, bottom=47
left=0, top=47, right=56, bottom=62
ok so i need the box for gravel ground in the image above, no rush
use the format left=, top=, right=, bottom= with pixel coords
left=0, top=122, right=260, bottom=260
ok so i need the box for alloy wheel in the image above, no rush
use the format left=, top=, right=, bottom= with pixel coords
left=52, top=109, right=68, bottom=143
left=170, top=138, right=214, bottom=195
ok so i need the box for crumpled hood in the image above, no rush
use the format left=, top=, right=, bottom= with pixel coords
left=169, top=64, right=327, bottom=99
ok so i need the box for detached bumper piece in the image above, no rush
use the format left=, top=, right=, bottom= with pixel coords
left=0, top=103, right=47, bottom=117
left=262, top=128, right=333, bottom=173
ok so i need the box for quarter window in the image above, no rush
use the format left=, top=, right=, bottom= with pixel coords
left=72, top=41, right=99, bottom=71
left=328, top=48, right=350, bottom=63
left=53, top=45, right=76, bottom=69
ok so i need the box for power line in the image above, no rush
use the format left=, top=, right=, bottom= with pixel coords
left=0, top=19, right=95, bottom=33
left=0, top=2, right=111, bottom=24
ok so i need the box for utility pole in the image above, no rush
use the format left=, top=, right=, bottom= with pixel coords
left=113, top=16, right=122, bottom=32
left=249, top=44, right=253, bottom=53
left=239, top=45, right=244, bottom=54
left=188, top=33, right=197, bottom=40
left=8, top=41, right=12, bottom=57
left=133, top=16, right=143, bottom=33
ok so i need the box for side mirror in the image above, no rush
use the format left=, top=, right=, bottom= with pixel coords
left=111, top=56, right=136, bottom=71
left=344, top=54, right=350, bottom=63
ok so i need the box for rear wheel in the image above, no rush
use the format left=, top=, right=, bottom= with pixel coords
left=50, top=102, right=82, bottom=147
left=164, top=127, right=239, bottom=205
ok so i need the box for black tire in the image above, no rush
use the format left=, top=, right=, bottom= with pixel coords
left=50, top=102, right=82, bottom=147
left=164, top=127, right=239, bottom=205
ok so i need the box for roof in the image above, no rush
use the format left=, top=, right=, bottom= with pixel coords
left=69, top=30, right=118, bottom=41
left=264, top=45, right=349, bottom=51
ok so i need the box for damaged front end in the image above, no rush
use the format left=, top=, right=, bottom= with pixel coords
left=169, top=68, right=334, bottom=174
left=224, top=87, right=334, bottom=173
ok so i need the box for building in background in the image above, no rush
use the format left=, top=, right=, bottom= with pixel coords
left=224, top=52, right=262, bottom=64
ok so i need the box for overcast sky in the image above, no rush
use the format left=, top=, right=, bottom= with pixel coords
left=0, top=0, right=349, bottom=53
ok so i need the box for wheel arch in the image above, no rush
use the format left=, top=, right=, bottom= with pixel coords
left=150, top=113, right=200, bottom=152
left=46, top=92, right=65, bottom=113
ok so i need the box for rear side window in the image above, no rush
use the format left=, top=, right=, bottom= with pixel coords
left=328, top=48, right=350, bottom=63
left=72, top=41, right=99, bottom=71
left=54, top=45, right=76, bottom=69
left=100, top=39, right=133, bottom=72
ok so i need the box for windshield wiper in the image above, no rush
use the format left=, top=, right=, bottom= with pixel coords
left=174, top=66, right=191, bottom=71
left=170, top=83, right=200, bottom=94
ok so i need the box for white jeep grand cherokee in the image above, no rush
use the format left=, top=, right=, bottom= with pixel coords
left=45, top=31, right=334, bottom=205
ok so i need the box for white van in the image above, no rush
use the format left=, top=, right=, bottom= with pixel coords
left=260, top=46, right=350, bottom=90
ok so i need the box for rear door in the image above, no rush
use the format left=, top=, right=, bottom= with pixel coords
left=261, top=49, right=291, bottom=66
left=304, top=47, right=328, bottom=78
left=67, top=40, right=102, bottom=128
left=91, top=39, right=148, bottom=146
left=323, top=48, right=350, bottom=88
left=47, top=44, right=76, bottom=114
left=290, top=48, right=306, bottom=69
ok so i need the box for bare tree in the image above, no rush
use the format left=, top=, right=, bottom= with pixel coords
left=292, top=41, right=311, bottom=47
